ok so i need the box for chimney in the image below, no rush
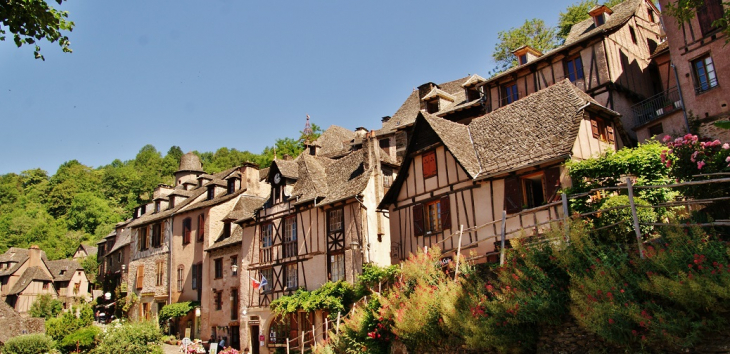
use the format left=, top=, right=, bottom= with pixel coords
left=355, top=127, right=368, bottom=139
left=381, top=116, right=391, bottom=128
left=417, top=82, right=437, bottom=100
left=28, top=245, right=42, bottom=267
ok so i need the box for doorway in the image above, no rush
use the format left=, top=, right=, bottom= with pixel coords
left=230, top=326, right=240, bottom=350
left=250, top=325, right=259, bottom=354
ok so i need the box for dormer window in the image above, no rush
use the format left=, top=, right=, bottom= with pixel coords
left=141, top=205, right=146, bottom=215
left=426, top=99, right=439, bottom=114
left=155, top=201, right=161, bottom=213
left=519, top=54, right=528, bottom=65
left=227, top=178, right=236, bottom=194
left=222, top=222, right=231, bottom=239
left=169, top=197, right=175, bottom=209
left=207, top=186, right=215, bottom=201
left=589, top=5, right=612, bottom=27
left=465, top=86, right=482, bottom=102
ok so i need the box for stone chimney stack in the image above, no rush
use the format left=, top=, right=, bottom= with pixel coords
left=381, top=116, right=391, bottom=128
left=355, top=127, right=368, bottom=140
left=28, top=245, right=42, bottom=267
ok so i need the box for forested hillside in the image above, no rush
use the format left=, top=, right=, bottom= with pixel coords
left=0, top=127, right=319, bottom=260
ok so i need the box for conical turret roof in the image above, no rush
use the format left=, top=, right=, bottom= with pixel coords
left=178, top=152, right=204, bottom=173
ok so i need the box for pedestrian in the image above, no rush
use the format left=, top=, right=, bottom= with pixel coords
left=218, top=336, right=226, bottom=350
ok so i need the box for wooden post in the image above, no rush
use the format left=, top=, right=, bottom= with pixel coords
left=454, top=225, right=464, bottom=281
left=561, top=193, right=570, bottom=242
left=325, top=317, right=329, bottom=338
left=626, top=177, right=646, bottom=259
left=300, top=330, right=304, bottom=354
left=500, top=210, right=507, bottom=265
left=336, top=311, right=341, bottom=335
left=286, top=339, right=290, bottom=354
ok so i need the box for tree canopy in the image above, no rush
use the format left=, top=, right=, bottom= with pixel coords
left=491, top=19, right=560, bottom=73
left=664, top=0, right=730, bottom=41
left=0, top=0, right=75, bottom=60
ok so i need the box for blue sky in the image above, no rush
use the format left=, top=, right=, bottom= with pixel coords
left=1, top=0, right=580, bottom=175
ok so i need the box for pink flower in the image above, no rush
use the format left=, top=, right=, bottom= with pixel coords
left=691, top=151, right=699, bottom=162
left=662, top=135, right=672, bottom=143
left=713, top=140, right=721, bottom=146
left=726, top=156, right=730, bottom=163
left=698, top=161, right=706, bottom=169
left=723, top=143, right=730, bottom=150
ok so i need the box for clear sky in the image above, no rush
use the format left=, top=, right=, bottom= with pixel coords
left=1, top=0, right=580, bottom=175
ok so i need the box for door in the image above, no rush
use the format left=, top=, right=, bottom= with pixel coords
left=250, top=325, right=259, bottom=354
left=230, top=326, right=240, bottom=350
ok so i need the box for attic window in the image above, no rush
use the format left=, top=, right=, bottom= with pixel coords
left=309, top=146, right=316, bottom=156
left=426, top=99, right=439, bottom=114
left=519, top=54, right=528, bottom=65
left=466, top=86, right=481, bottom=102
left=629, top=26, right=637, bottom=44
left=60, top=270, right=66, bottom=275
left=207, top=186, right=215, bottom=201
left=169, top=197, right=175, bottom=209
left=227, top=178, right=236, bottom=194
left=155, top=201, right=160, bottom=213
left=595, top=13, right=605, bottom=26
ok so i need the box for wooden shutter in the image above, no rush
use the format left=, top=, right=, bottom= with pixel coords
left=544, top=167, right=562, bottom=203
left=136, top=265, right=144, bottom=290
left=590, top=118, right=599, bottom=138
left=504, top=176, right=523, bottom=214
left=607, top=125, right=615, bottom=144
left=422, top=151, right=437, bottom=179
left=440, top=195, right=452, bottom=231
left=413, top=204, right=425, bottom=237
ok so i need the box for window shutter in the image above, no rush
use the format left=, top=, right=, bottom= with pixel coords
left=590, top=118, right=599, bottom=138
left=544, top=167, right=562, bottom=203
left=440, top=195, right=452, bottom=230
left=136, top=265, right=144, bottom=290
left=607, top=125, right=615, bottom=144
left=146, top=226, right=151, bottom=249
left=504, top=176, right=523, bottom=214
left=413, top=204, right=425, bottom=237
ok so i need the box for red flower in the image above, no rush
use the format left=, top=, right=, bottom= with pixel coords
left=608, top=318, right=614, bottom=324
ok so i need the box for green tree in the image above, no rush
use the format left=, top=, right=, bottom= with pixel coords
left=81, top=255, right=98, bottom=285
left=492, top=19, right=560, bottom=72
left=557, top=0, right=624, bottom=39
left=0, top=0, right=74, bottom=60
left=66, top=192, right=122, bottom=236
left=29, top=293, right=63, bottom=319
left=300, top=123, right=323, bottom=144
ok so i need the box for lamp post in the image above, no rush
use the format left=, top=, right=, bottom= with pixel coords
left=231, top=263, right=238, bottom=276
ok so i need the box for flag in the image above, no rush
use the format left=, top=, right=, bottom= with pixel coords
left=260, top=275, right=268, bottom=289
left=250, top=276, right=260, bottom=289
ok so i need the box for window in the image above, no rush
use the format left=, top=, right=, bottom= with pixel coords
left=519, top=54, right=528, bottom=65
left=383, top=167, right=393, bottom=187
left=501, top=83, right=519, bottom=106
left=269, top=314, right=298, bottom=345
left=698, top=0, right=724, bottom=36
left=647, top=8, right=655, bottom=22
left=648, top=123, right=664, bottom=137
left=231, top=256, right=238, bottom=276
left=629, top=26, right=637, bottom=44
left=261, top=223, right=274, bottom=263
left=138, top=227, right=148, bottom=251
left=522, top=173, right=546, bottom=209
left=141, top=302, right=151, bottom=320
left=207, top=187, right=215, bottom=201
left=136, top=265, right=144, bottom=290
left=230, top=288, right=239, bottom=320
left=693, top=55, right=718, bottom=94
left=379, top=138, right=390, bottom=149
left=565, top=56, right=585, bottom=82
left=283, top=217, right=297, bottom=258
left=177, top=265, right=184, bottom=291
left=413, top=196, right=452, bottom=237
left=595, top=13, right=605, bottom=26
left=169, top=197, right=175, bottom=209
left=466, top=86, right=481, bottom=101
left=426, top=99, right=439, bottom=114
left=214, top=291, right=222, bottom=310
left=43, top=282, right=49, bottom=290
left=227, top=178, right=236, bottom=194
left=261, top=268, right=274, bottom=293
left=151, top=223, right=161, bottom=248
left=182, top=218, right=191, bottom=244
left=329, top=254, right=345, bottom=282
left=214, top=258, right=223, bottom=279
left=156, top=261, right=164, bottom=286
left=422, top=150, right=437, bottom=179
left=590, top=117, right=615, bottom=143
left=192, top=264, right=198, bottom=290
left=197, top=214, right=205, bottom=242
left=74, top=282, right=80, bottom=294
left=328, top=209, right=343, bottom=234
left=117, top=252, right=122, bottom=263
left=155, top=201, right=160, bottom=213
left=285, top=263, right=298, bottom=290
left=222, top=222, right=231, bottom=239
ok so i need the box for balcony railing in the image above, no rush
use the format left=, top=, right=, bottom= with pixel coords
left=631, top=86, right=682, bottom=127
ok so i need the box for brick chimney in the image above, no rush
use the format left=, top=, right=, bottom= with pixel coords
left=28, top=245, right=42, bottom=267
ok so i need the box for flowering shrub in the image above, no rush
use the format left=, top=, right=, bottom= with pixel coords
left=662, top=134, right=730, bottom=178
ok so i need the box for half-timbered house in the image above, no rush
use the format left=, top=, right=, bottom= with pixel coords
left=379, top=80, right=620, bottom=264
left=235, top=127, right=398, bottom=353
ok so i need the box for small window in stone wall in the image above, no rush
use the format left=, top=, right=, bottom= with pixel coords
left=648, top=123, right=664, bottom=137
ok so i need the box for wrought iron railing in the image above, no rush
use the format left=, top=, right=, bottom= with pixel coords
left=631, top=86, right=682, bottom=127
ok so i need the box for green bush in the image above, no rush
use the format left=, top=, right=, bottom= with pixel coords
left=29, top=293, right=63, bottom=320
left=91, top=321, right=163, bottom=354
left=157, top=301, right=197, bottom=323
left=3, top=333, right=54, bottom=354
left=46, top=303, right=95, bottom=341
left=594, top=194, right=657, bottom=243
left=59, top=325, right=101, bottom=353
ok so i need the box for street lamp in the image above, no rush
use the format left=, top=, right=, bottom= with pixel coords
left=231, top=263, right=238, bottom=275
left=104, top=292, right=112, bottom=301
left=195, top=307, right=201, bottom=317
left=121, top=264, right=126, bottom=273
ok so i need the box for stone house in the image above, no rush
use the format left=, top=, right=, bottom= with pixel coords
left=72, top=244, right=97, bottom=261
left=235, top=126, right=398, bottom=353
left=633, top=0, right=730, bottom=142
left=97, top=219, right=133, bottom=296
left=0, top=246, right=88, bottom=314
left=379, top=80, right=619, bottom=264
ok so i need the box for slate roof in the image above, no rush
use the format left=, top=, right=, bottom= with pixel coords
left=0, top=248, right=48, bottom=277
left=381, top=80, right=619, bottom=206
left=47, top=260, right=83, bottom=282
left=178, top=152, right=204, bottom=172
left=379, top=76, right=470, bottom=134
left=79, top=244, right=98, bottom=256
left=7, top=266, right=52, bottom=295
left=109, top=224, right=132, bottom=254
left=485, top=0, right=642, bottom=85
left=650, top=40, right=669, bottom=58
left=224, top=195, right=267, bottom=223
left=259, top=167, right=270, bottom=181
left=313, top=125, right=357, bottom=158
left=273, top=159, right=299, bottom=180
